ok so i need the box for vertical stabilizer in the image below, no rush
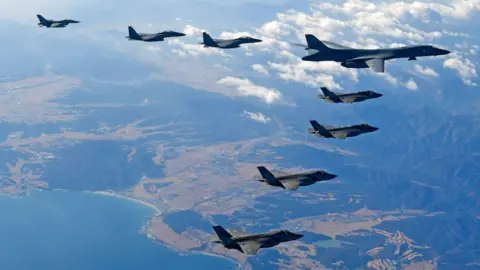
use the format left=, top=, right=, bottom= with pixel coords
left=202, top=32, right=218, bottom=47
left=213, top=226, right=234, bottom=246
left=320, top=87, right=342, bottom=102
left=257, top=166, right=280, bottom=186
left=128, top=26, right=141, bottom=39
left=36, top=14, right=50, bottom=26
left=309, top=120, right=334, bottom=138
left=305, top=34, right=332, bottom=51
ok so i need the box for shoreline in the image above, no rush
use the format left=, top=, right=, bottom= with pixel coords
left=89, top=191, right=161, bottom=215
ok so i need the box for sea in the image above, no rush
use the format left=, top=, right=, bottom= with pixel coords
left=0, top=191, right=237, bottom=270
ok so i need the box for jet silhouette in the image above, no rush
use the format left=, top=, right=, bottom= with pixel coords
left=201, top=32, right=262, bottom=49
left=319, top=87, right=383, bottom=104
left=308, top=120, right=378, bottom=139
left=210, top=225, right=303, bottom=255
left=254, top=166, right=337, bottom=190
left=36, top=14, right=80, bottom=28
left=126, top=26, right=185, bottom=42
left=299, top=34, right=450, bottom=73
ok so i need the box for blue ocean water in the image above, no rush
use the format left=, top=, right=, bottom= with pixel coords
left=0, top=191, right=236, bottom=270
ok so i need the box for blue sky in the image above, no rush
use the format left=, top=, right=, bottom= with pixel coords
left=1, top=0, right=479, bottom=121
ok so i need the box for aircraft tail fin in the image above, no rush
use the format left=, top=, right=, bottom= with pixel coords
left=257, top=166, right=278, bottom=185
left=36, top=14, right=50, bottom=26
left=128, top=26, right=141, bottom=39
left=202, top=32, right=217, bottom=47
left=320, top=87, right=342, bottom=102
left=213, top=225, right=234, bottom=246
left=305, top=34, right=332, bottom=51
left=309, top=120, right=333, bottom=138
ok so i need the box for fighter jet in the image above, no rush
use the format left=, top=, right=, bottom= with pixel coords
left=36, top=14, right=80, bottom=28
left=308, top=120, right=378, bottom=139
left=201, top=32, right=262, bottom=49
left=126, top=26, right=185, bottom=42
left=319, top=87, right=383, bottom=104
left=210, top=225, right=303, bottom=255
left=254, top=166, right=337, bottom=190
left=299, top=34, right=450, bottom=73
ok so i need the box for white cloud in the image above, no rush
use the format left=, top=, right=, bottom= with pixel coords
left=217, top=77, right=282, bottom=104
left=167, top=38, right=230, bottom=58
left=376, top=73, right=419, bottom=90
left=183, top=25, right=205, bottom=36
left=171, top=49, right=187, bottom=58
left=252, top=64, right=269, bottom=75
left=147, top=45, right=162, bottom=54
left=443, top=55, right=478, bottom=85
left=243, top=111, right=271, bottom=123
left=414, top=64, right=439, bottom=77
left=405, top=78, right=418, bottom=90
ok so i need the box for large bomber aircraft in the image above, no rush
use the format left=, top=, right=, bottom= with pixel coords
left=254, top=166, right=337, bottom=190
left=299, top=34, right=450, bottom=73
left=210, top=225, right=303, bottom=255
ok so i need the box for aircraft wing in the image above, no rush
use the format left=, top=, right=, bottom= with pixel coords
left=279, top=178, right=303, bottom=190
left=228, top=229, right=250, bottom=237
left=366, top=59, right=385, bottom=73
left=51, top=22, right=67, bottom=27
left=239, top=241, right=262, bottom=255
left=331, top=130, right=349, bottom=139
left=216, top=40, right=235, bottom=47
left=209, top=229, right=249, bottom=242
left=143, top=34, right=162, bottom=41
left=270, top=170, right=290, bottom=177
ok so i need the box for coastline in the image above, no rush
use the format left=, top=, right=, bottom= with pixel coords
left=89, top=190, right=161, bottom=215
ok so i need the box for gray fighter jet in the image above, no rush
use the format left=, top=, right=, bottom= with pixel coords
left=210, top=225, right=303, bottom=255
left=201, top=32, right=262, bottom=49
left=126, top=26, right=185, bottom=42
left=36, top=14, right=80, bottom=28
left=254, top=166, right=337, bottom=190
left=299, top=34, right=450, bottom=73
left=308, top=120, right=378, bottom=139
left=319, top=87, right=383, bottom=104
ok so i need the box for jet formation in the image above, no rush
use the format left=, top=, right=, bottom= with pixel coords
left=255, top=166, right=337, bottom=190
left=298, top=34, right=450, bottom=73
left=126, top=26, right=185, bottom=42
left=319, top=87, right=382, bottom=104
left=34, top=13, right=453, bottom=257
left=37, top=14, right=80, bottom=28
left=210, top=225, right=303, bottom=255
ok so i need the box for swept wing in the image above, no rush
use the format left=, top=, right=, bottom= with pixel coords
left=239, top=241, right=262, bottom=255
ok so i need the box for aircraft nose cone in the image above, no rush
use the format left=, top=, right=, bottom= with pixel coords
left=326, top=173, right=337, bottom=180
left=371, top=126, right=379, bottom=131
left=438, top=49, right=450, bottom=55
left=252, top=38, right=262, bottom=43
left=177, top=32, right=186, bottom=36
left=294, top=233, right=303, bottom=240
left=376, top=93, right=383, bottom=97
